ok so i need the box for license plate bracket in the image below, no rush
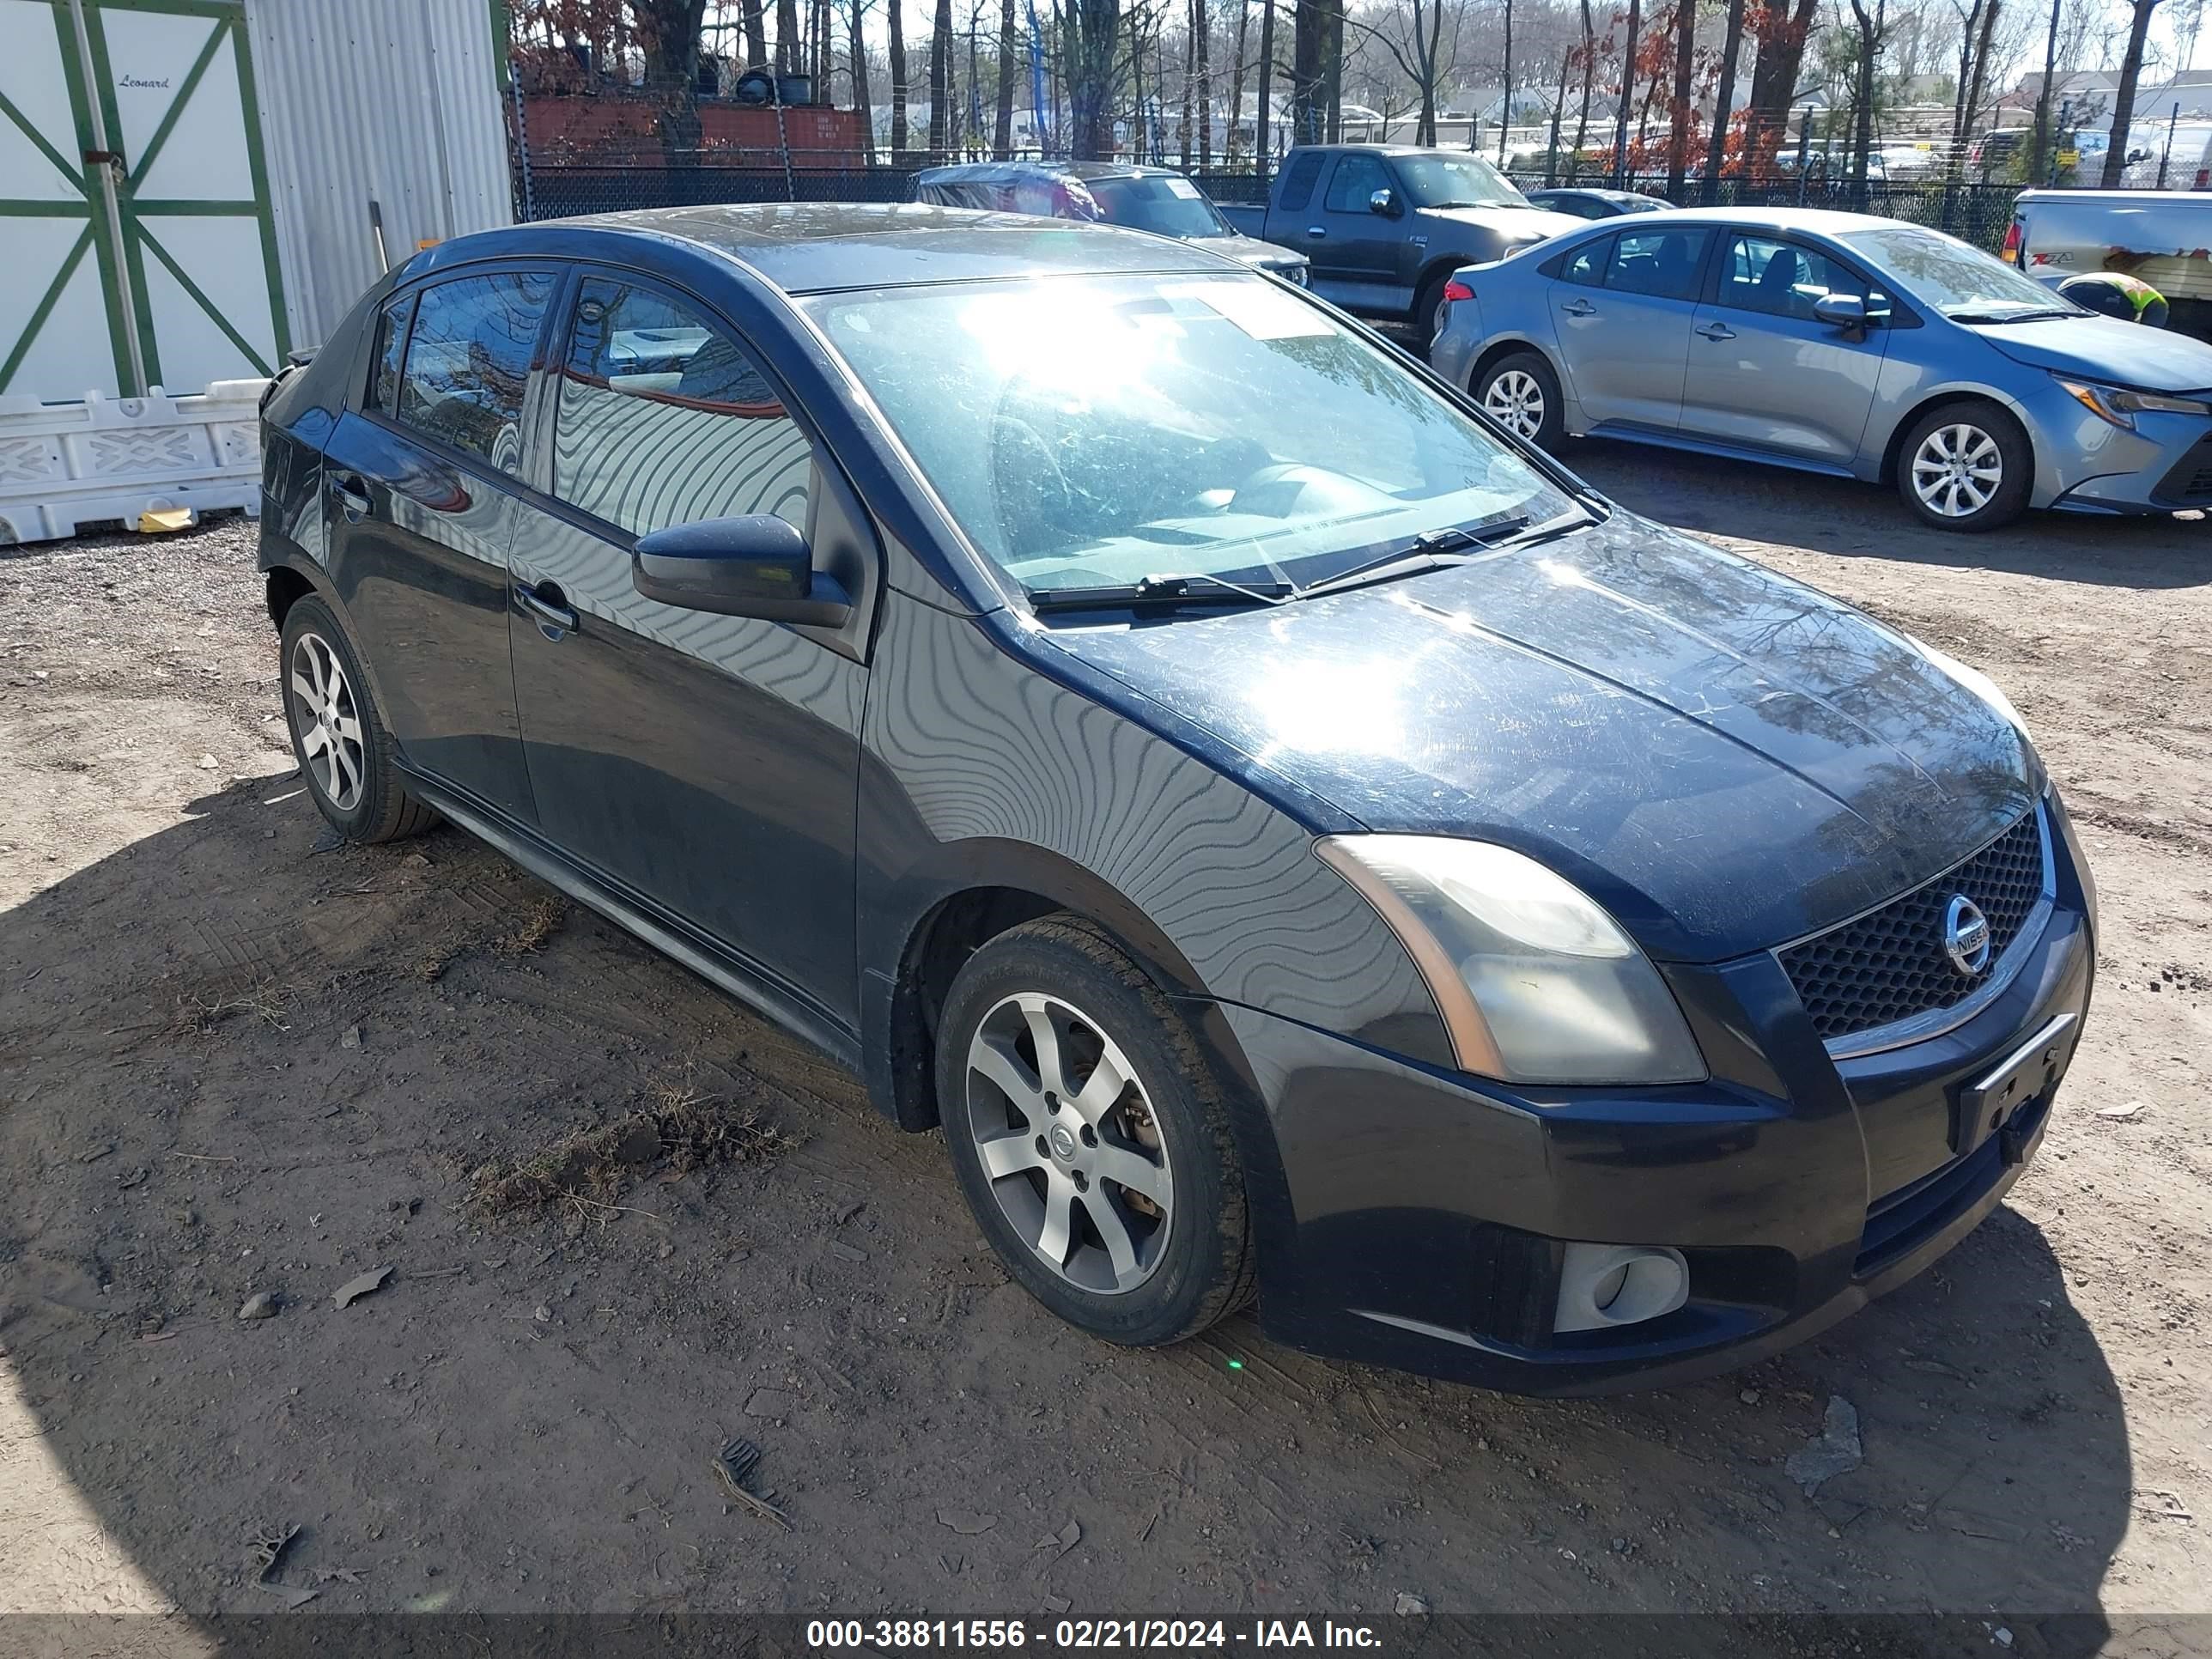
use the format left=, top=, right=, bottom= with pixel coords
left=1952, top=1011, right=2080, bottom=1160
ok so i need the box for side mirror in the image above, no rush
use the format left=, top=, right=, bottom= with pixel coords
left=1369, top=186, right=1398, bottom=216
left=632, top=514, right=854, bottom=627
left=1813, top=292, right=1869, bottom=333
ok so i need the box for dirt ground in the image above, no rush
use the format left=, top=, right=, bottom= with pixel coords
left=1, top=451, right=2207, bottom=1651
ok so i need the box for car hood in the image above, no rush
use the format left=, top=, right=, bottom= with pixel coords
left=1413, top=204, right=1589, bottom=246
left=1037, top=514, right=2038, bottom=963
left=1982, top=314, right=2212, bottom=392
left=1187, top=232, right=1310, bottom=272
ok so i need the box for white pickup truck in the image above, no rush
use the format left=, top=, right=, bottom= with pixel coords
left=2008, top=188, right=2212, bottom=337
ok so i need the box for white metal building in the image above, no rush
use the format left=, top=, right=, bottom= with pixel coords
left=0, top=0, right=512, bottom=542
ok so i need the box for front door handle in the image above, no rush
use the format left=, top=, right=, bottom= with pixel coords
left=331, top=472, right=372, bottom=519
left=516, top=580, right=579, bottom=636
left=1695, top=322, right=1737, bottom=340
left=1560, top=297, right=1596, bottom=317
left=1305, top=226, right=1328, bottom=239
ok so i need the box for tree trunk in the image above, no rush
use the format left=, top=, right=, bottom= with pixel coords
left=929, top=0, right=954, bottom=155
left=1257, top=0, right=1275, bottom=167
left=1847, top=0, right=1878, bottom=204
left=2028, top=0, right=2062, bottom=184
left=1498, top=0, right=1514, bottom=163
left=1129, top=3, right=1146, bottom=161
left=1700, top=0, right=1744, bottom=201
left=1227, top=0, right=1250, bottom=165
left=1959, top=0, right=2000, bottom=179
left=890, top=0, right=910, bottom=160
left=852, top=0, right=874, bottom=158
left=996, top=0, right=1018, bottom=155
left=634, top=0, right=706, bottom=172
left=1291, top=0, right=1321, bottom=145
left=1197, top=0, right=1212, bottom=168
left=1571, top=0, right=1594, bottom=182
left=1743, top=0, right=1818, bottom=179
left=776, top=0, right=799, bottom=71
left=1322, top=0, right=1343, bottom=141
left=1612, top=0, right=1640, bottom=182
left=1065, top=0, right=1121, bottom=160
left=2103, top=0, right=2160, bottom=186
left=741, top=0, right=768, bottom=70
left=1665, top=0, right=1693, bottom=195
left=1179, top=1, right=1194, bottom=167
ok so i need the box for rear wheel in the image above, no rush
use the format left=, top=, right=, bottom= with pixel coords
left=934, top=916, right=1255, bottom=1347
left=1474, top=349, right=1565, bottom=449
left=278, top=595, right=437, bottom=843
left=1897, top=400, right=2033, bottom=532
left=1415, top=271, right=1453, bottom=341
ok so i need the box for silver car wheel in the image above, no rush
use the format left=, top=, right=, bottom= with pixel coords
left=289, top=632, right=366, bottom=812
left=964, top=991, right=1174, bottom=1296
left=1482, top=369, right=1547, bottom=440
left=1911, top=422, right=2003, bottom=519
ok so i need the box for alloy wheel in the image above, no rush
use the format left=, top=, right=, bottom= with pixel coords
left=289, top=632, right=366, bottom=812
left=1482, top=369, right=1547, bottom=440
left=963, top=991, right=1174, bottom=1296
left=1910, top=422, right=2002, bottom=519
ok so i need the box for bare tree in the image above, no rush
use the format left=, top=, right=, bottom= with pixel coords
left=1346, top=0, right=1459, bottom=144
left=890, top=0, right=911, bottom=158
left=1065, top=0, right=1124, bottom=158
left=633, top=0, right=707, bottom=162
left=1666, top=0, right=1697, bottom=193
left=1498, top=0, right=1516, bottom=162
left=852, top=0, right=875, bottom=155
left=995, top=0, right=1018, bottom=155
left=2102, top=0, right=2163, bottom=185
left=1198, top=0, right=1212, bottom=167
left=929, top=0, right=955, bottom=153
left=1702, top=0, right=1747, bottom=199
left=1844, top=0, right=1887, bottom=198
left=2028, top=0, right=2062, bottom=182
left=1227, top=0, right=1252, bottom=163
left=1257, top=0, right=1277, bottom=163
left=1571, top=0, right=1597, bottom=178
left=1613, top=0, right=1642, bottom=180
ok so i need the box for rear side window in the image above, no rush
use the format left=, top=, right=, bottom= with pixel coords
left=552, top=277, right=812, bottom=539
left=394, top=271, right=554, bottom=473
left=1560, top=235, right=1613, bottom=286
left=1603, top=228, right=1711, bottom=301
left=368, top=295, right=411, bottom=413
left=1276, top=150, right=1326, bottom=213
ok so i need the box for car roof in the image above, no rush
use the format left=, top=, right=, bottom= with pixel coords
left=917, top=160, right=1169, bottom=184
left=402, top=203, right=1235, bottom=295
left=1578, top=205, right=1920, bottom=235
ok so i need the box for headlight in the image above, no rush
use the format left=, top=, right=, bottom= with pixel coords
left=2056, top=375, right=2212, bottom=430
left=1316, top=836, right=1706, bottom=1086
left=1907, top=634, right=2030, bottom=738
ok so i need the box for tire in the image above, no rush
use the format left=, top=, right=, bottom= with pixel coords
left=1895, top=399, right=2033, bottom=532
left=1415, top=271, right=1453, bottom=342
left=1474, top=349, right=1565, bottom=449
left=934, top=915, right=1255, bottom=1348
left=277, top=594, right=437, bottom=843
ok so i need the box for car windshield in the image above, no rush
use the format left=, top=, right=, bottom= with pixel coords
left=1085, top=175, right=1236, bottom=239
left=804, top=272, right=1571, bottom=599
left=1393, top=153, right=1530, bottom=209
left=1841, top=224, right=2085, bottom=319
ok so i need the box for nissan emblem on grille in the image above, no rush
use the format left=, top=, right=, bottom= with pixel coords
left=1942, top=895, right=1992, bottom=976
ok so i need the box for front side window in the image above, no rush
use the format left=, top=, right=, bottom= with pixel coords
left=805, top=273, right=1571, bottom=596
left=552, top=277, right=811, bottom=539
left=1718, top=235, right=1891, bottom=321
left=1324, top=152, right=1395, bottom=212
left=1603, top=228, right=1711, bottom=301
left=394, top=271, right=553, bottom=472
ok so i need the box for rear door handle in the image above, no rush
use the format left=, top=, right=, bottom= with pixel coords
left=1695, top=322, right=1737, bottom=340
left=331, top=472, right=372, bottom=518
left=516, top=580, right=578, bottom=635
left=1560, top=297, right=1596, bottom=317
left=1305, top=226, right=1327, bottom=239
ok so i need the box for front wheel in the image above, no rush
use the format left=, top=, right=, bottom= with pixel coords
left=1474, top=349, right=1565, bottom=449
left=1897, top=400, right=2033, bottom=532
left=934, top=916, right=1255, bottom=1348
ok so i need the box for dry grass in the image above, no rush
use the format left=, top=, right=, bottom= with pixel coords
left=473, top=1085, right=791, bottom=1217
left=496, top=896, right=567, bottom=957
left=167, top=979, right=292, bottom=1038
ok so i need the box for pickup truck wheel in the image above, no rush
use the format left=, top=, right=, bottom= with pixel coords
left=1897, top=400, right=2032, bottom=532
left=1415, top=272, right=1453, bottom=340
left=1474, top=350, right=1565, bottom=449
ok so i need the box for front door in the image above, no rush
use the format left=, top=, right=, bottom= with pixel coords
left=1549, top=225, right=1713, bottom=434
left=508, top=270, right=866, bottom=1024
left=1310, top=150, right=1407, bottom=313
left=322, top=270, right=550, bottom=821
left=1676, top=232, right=1892, bottom=467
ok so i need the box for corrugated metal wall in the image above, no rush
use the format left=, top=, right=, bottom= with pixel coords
left=245, top=0, right=514, bottom=351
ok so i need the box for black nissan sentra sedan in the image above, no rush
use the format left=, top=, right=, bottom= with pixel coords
left=257, top=204, right=2095, bottom=1394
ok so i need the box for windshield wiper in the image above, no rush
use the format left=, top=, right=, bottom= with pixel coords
left=1948, top=307, right=2075, bottom=324
left=1025, top=570, right=1295, bottom=613
left=1295, top=508, right=1586, bottom=600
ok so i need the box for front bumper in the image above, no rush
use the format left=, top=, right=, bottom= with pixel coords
left=1219, top=799, right=2097, bottom=1396
left=2029, top=392, right=2212, bottom=512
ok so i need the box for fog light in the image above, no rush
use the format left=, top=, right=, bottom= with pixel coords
left=1553, top=1243, right=1690, bottom=1334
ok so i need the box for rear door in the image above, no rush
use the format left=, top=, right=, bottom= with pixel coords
left=1268, top=150, right=1330, bottom=283
left=1548, top=224, right=1713, bottom=434
left=1676, top=232, right=1892, bottom=467
left=507, top=268, right=870, bottom=1026
left=320, top=269, right=554, bottom=821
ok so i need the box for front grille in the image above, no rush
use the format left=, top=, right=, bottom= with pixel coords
left=2153, top=436, right=2212, bottom=504
left=1778, top=810, right=2045, bottom=1043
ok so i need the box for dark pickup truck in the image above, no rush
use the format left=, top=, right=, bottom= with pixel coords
left=1220, top=144, right=1583, bottom=334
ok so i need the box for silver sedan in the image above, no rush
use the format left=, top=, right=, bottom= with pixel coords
left=1430, top=205, right=2212, bottom=531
